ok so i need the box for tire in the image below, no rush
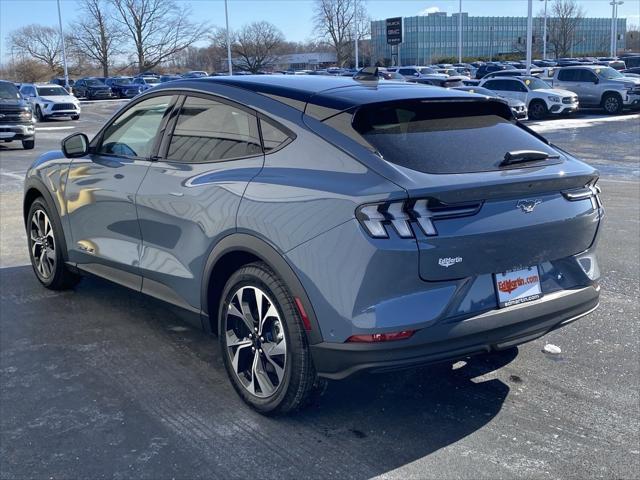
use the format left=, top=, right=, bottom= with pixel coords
left=602, top=92, right=623, bottom=115
left=528, top=100, right=548, bottom=120
left=22, top=139, right=35, bottom=149
left=26, top=197, right=80, bottom=290
left=71, top=115, right=79, bottom=120
left=35, top=105, right=46, bottom=122
left=219, top=261, right=317, bottom=414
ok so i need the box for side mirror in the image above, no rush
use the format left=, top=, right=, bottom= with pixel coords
left=594, top=78, right=599, bottom=84
left=414, top=72, right=420, bottom=77
left=61, top=133, right=89, bottom=158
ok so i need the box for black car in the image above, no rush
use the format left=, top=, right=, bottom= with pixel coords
left=105, top=77, right=142, bottom=98
left=50, top=77, right=74, bottom=90
left=475, top=63, right=516, bottom=79
left=73, top=78, right=114, bottom=100
left=622, top=67, right=640, bottom=75
left=0, top=80, right=35, bottom=149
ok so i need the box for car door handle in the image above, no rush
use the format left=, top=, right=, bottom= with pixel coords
left=169, top=192, right=183, bottom=197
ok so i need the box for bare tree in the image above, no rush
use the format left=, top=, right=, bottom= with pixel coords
left=313, top=0, right=367, bottom=67
left=546, top=0, right=585, bottom=58
left=8, top=24, right=62, bottom=73
left=68, top=0, right=122, bottom=77
left=626, top=25, right=640, bottom=52
left=110, top=0, right=208, bottom=72
left=232, top=22, right=284, bottom=73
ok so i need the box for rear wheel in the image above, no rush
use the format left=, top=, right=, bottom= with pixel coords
left=602, top=93, right=622, bottom=115
left=27, top=198, right=80, bottom=290
left=22, top=139, right=35, bottom=149
left=219, top=262, right=317, bottom=414
left=528, top=100, right=548, bottom=120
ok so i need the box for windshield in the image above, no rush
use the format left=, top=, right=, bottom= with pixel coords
left=86, top=79, right=106, bottom=86
left=0, top=82, right=20, bottom=100
left=36, top=86, right=68, bottom=96
left=525, top=77, right=552, bottom=90
left=112, top=78, right=133, bottom=85
left=597, top=67, right=623, bottom=79
left=419, top=68, right=437, bottom=75
left=144, top=77, right=160, bottom=84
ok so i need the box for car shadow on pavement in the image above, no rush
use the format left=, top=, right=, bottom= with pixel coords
left=1, top=265, right=514, bottom=480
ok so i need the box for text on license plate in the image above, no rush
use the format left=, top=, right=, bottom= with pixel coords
left=495, top=266, right=542, bottom=307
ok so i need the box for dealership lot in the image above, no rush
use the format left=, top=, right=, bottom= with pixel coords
left=1, top=101, right=639, bottom=479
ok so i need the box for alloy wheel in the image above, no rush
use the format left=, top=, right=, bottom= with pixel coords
left=30, top=209, right=56, bottom=279
left=604, top=96, right=620, bottom=113
left=225, top=286, right=287, bottom=398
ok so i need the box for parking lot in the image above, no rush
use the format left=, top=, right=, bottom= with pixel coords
left=1, top=101, right=639, bottom=479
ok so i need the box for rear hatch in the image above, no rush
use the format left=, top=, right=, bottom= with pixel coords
left=349, top=98, right=602, bottom=282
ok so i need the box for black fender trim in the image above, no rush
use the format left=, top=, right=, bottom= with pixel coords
left=201, top=233, right=324, bottom=344
left=23, top=176, right=71, bottom=263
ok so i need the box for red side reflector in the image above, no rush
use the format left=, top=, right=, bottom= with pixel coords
left=346, top=330, right=416, bottom=343
left=294, top=297, right=312, bottom=331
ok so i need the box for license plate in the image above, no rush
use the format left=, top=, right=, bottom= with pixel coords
left=495, top=266, right=542, bottom=308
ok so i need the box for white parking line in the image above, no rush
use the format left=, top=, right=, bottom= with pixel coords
left=35, top=126, right=75, bottom=131
left=529, top=114, right=640, bottom=132
left=0, top=171, right=25, bottom=180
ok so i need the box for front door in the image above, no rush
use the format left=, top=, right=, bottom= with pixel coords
left=64, top=94, right=175, bottom=289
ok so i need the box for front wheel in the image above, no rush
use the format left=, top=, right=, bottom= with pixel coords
left=35, top=105, right=46, bottom=122
left=27, top=198, right=80, bottom=290
left=602, top=93, right=622, bottom=115
left=219, top=262, right=317, bottom=414
left=71, top=115, right=79, bottom=120
left=528, top=100, right=548, bottom=120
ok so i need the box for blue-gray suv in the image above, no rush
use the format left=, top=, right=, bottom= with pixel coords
left=23, top=75, right=603, bottom=413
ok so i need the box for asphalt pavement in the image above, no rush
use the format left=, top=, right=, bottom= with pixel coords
left=0, top=101, right=638, bottom=479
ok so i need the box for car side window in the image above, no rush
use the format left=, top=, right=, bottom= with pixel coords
left=98, top=95, right=173, bottom=158
left=485, top=80, right=504, bottom=90
left=557, top=69, right=577, bottom=81
left=578, top=70, right=598, bottom=82
left=260, top=118, right=291, bottom=152
left=167, top=96, right=261, bottom=163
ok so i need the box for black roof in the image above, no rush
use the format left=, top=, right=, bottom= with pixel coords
left=156, top=75, right=491, bottom=119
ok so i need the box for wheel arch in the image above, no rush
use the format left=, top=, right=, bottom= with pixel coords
left=600, top=90, right=623, bottom=104
left=201, top=233, right=323, bottom=344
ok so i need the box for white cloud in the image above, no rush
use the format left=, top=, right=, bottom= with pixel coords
left=418, top=6, right=440, bottom=16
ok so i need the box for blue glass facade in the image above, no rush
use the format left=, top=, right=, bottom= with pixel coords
left=371, top=13, right=626, bottom=64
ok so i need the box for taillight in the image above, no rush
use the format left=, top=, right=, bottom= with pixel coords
left=562, top=180, right=602, bottom=210
left=356, top=198, right=482, bottom=239
left=346, top=330, right=416, bottom=343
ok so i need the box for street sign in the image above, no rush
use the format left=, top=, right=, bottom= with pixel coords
left=386, top=17, right=403, bottom=45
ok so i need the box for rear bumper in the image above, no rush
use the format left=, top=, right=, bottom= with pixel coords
left=0, top=123, right=35, bottom=140
left=311, top=284, right=599, bottom=379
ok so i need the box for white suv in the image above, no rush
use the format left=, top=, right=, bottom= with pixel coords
left=19, top=83, right=81, bottom=122
left=479, top=76, right=578, bottom=120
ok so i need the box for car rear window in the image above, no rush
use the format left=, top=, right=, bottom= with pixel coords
left=351, top=100, right=560, bottom=174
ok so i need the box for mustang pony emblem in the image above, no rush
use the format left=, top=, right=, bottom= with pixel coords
left=517, top=199, right=542, bottom=213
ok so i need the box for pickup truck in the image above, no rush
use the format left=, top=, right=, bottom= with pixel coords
left=0, top=80, right=35, bottom=149
left=551, top=65, right=640, bottom=114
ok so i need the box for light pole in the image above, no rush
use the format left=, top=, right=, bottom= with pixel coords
left=458, top=0, right=463, bottom=63
left=540, top=0, right=548, bottom=60
left=354, top=7, right=359, bottom=69
left=610, top=1, right=623, bottom=56
left=56, top=0, right=69, bottom=90
left=224, top=0, right=233, bottom=74
left=526, top=0, right=533, bottom=73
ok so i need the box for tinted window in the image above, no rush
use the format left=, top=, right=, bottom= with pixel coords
left=577, top=70, right=598, bottom=82
left=483, top=80, right=506, bottom=90
left=504, top=80, right=527, bottom=92
left=352, top=101, right=559, bottom=174
left=36, top=86, right=68, bottom=96
left=557, top=69, right=578, bottom=81
left=99, top=95, right=173, bottom=158
left=0, top=82, right=20, bottom=99
left=167, top=96, right=261, bottom=163
left=398, top=68, right=416, bottom=76
left=260, top=119, right=290, bottom=152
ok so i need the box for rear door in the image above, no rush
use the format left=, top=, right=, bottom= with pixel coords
left=65, top=94, right=176, bottom=289
left=502, top=79, right=528, bottom=103
left=350, top=100, right=601, bottom=282
left=135, top=93, right=265, bottom=311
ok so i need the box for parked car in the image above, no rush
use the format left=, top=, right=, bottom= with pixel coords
left=105, top=77, right=142, bottom=98
left=410, top=76, right=466, bottom=88
left=475, top=63, right=516, bottom=79
left=23, top=75, right=603, bottom=413
left=0, top=80, right=35, bottom=149
left=395, top=66, right=448, bottom=80
left=159, top=74, right=183, bottom=83
left=132, top=75, right=161, bottom=91
left=73, top=78, right=114, bottom=100
left=182, top=71, right=209, bottom=78
left=551, top=65, right=640, bottom=114
left=620, top=56, right=640, bottom=69
left=595, top=57, right=626, bottom=70
left=480, top=76, right=578, bottom=120
left=453, top=85, right=528, bottom=120
left=482, top=68, right=544, bottom=80
left=622, top=67, right=640, bottom=75
left=49, top=77, right=74, bottom=93
left=19, top=83, right=81, bottom=121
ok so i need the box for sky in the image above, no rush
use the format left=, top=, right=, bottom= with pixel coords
left=1, top=0, right=639, bottom=60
